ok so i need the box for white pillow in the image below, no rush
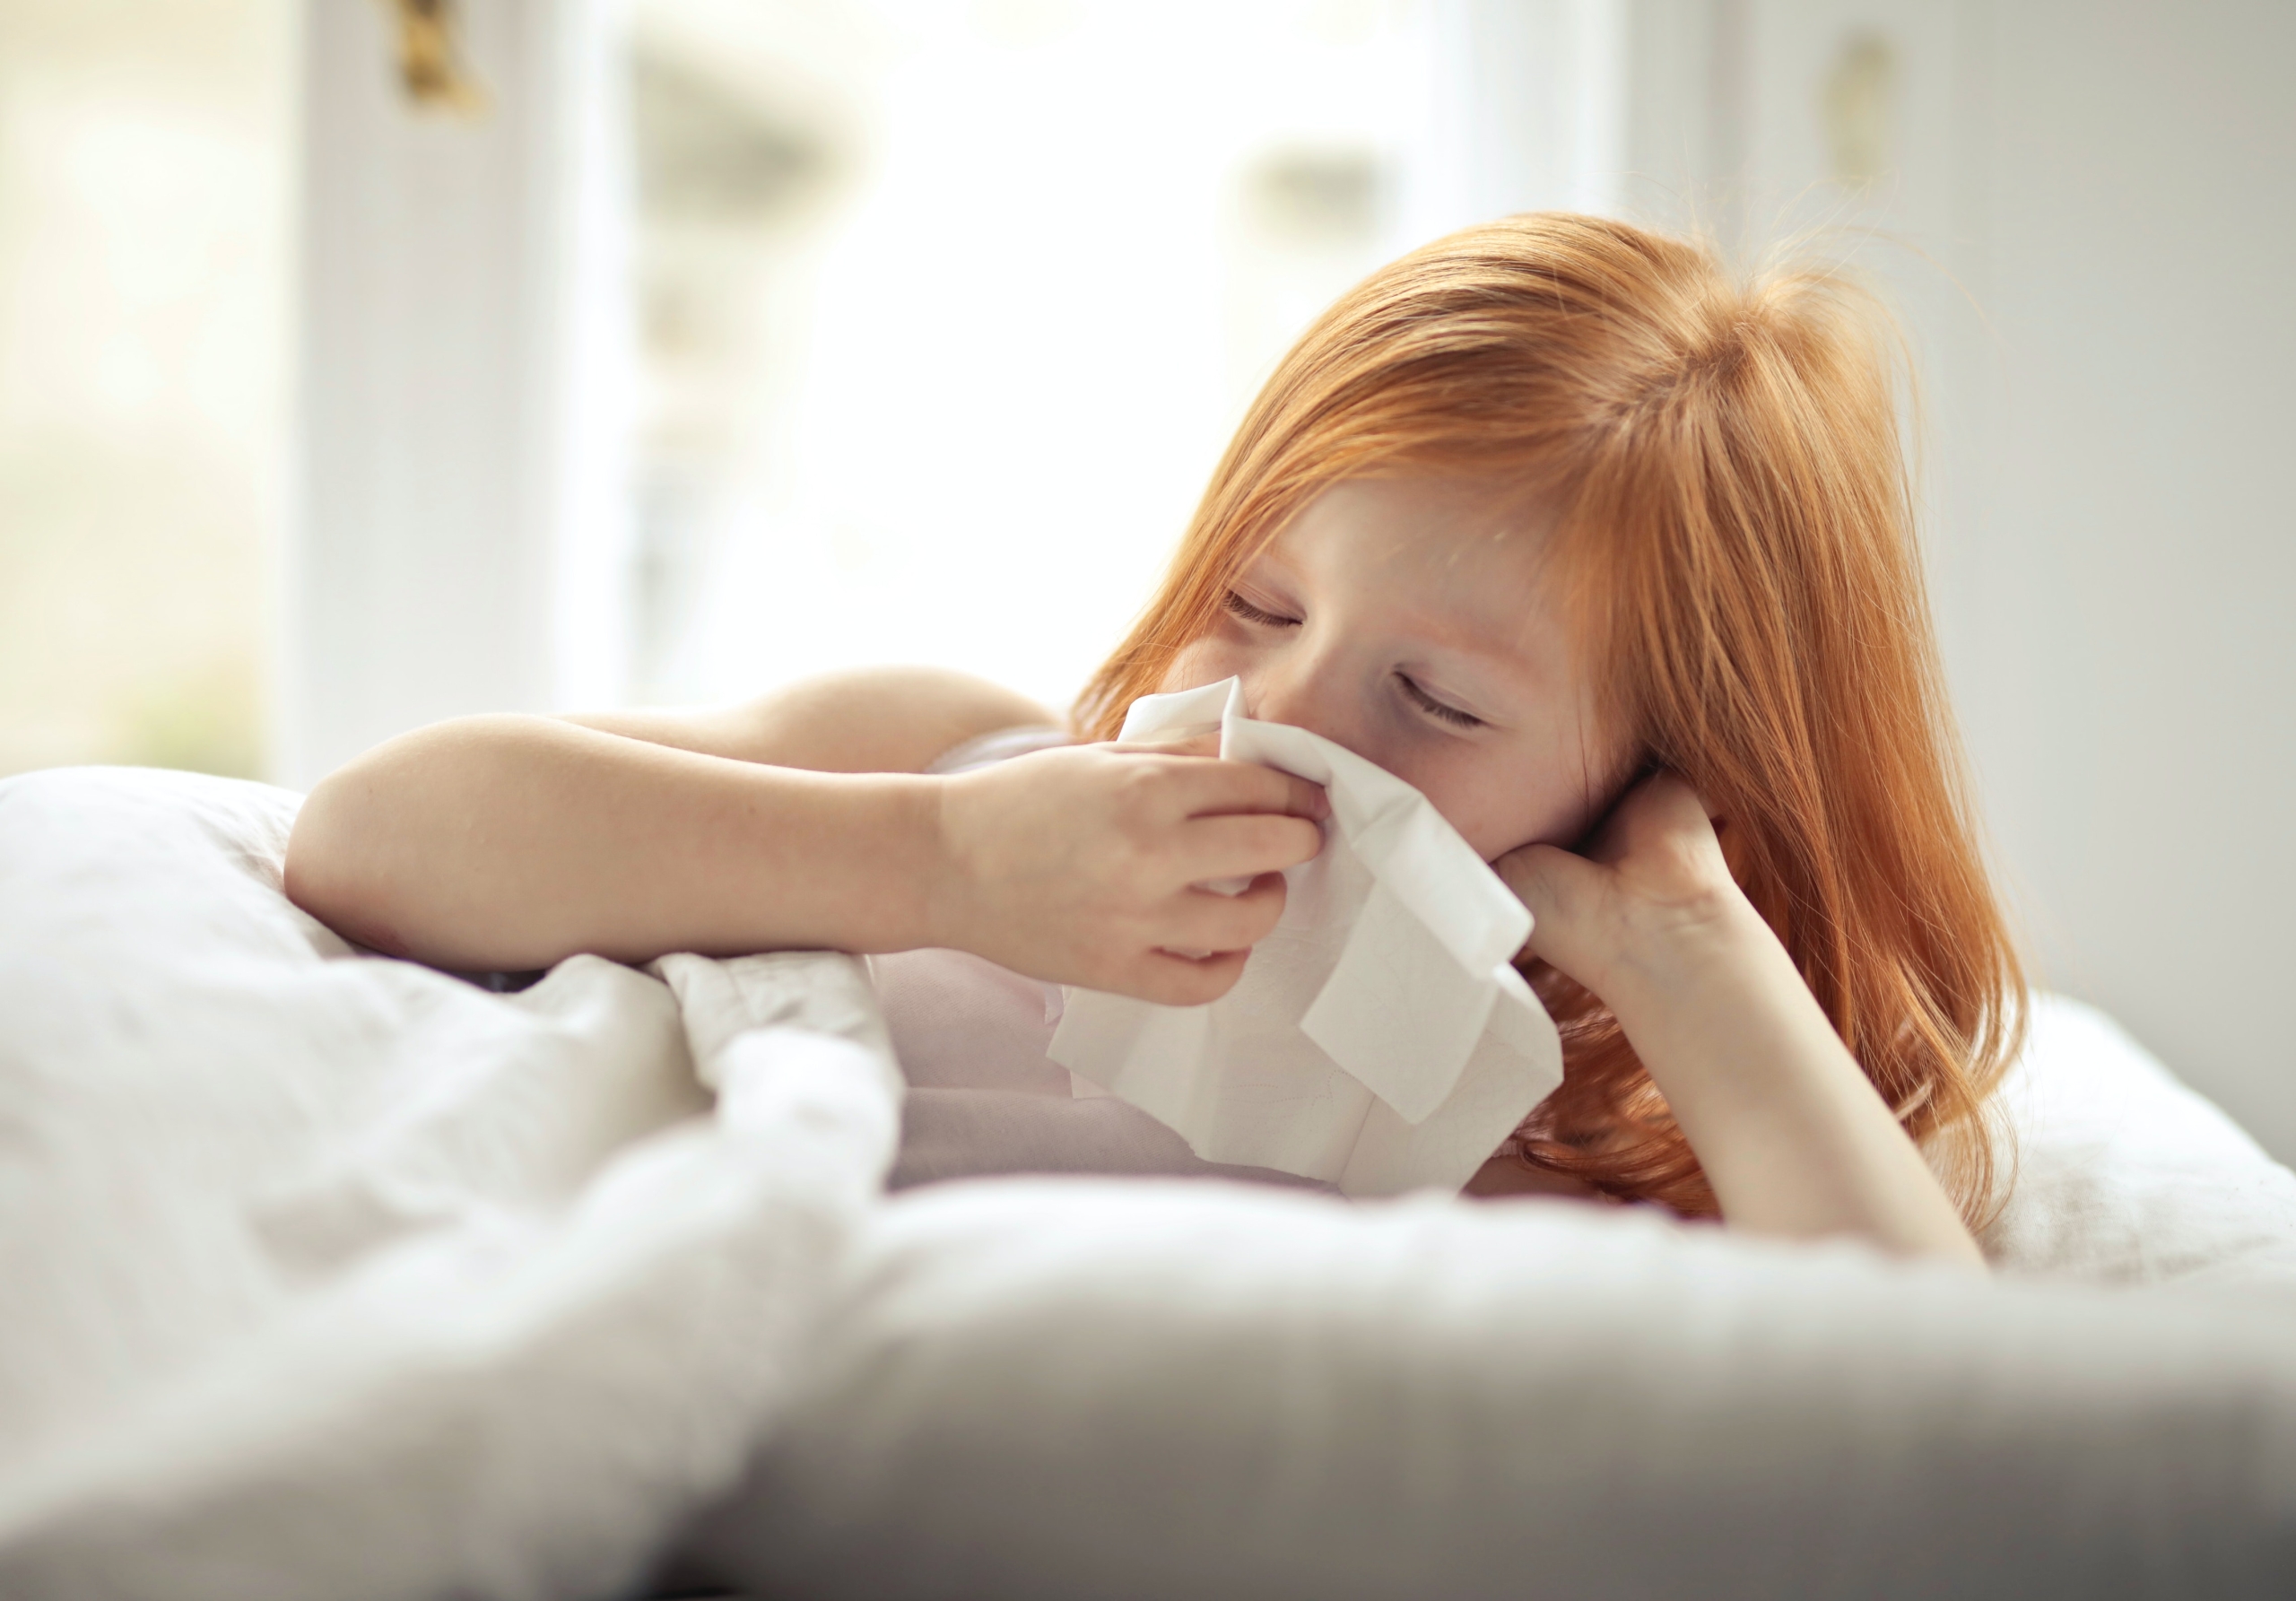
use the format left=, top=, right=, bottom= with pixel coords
left=683, top=984, right=2296, bottom=1598
left=689, top=1179, right=2296, bottom=1600
left=1984, top=994, right=2296, bottom=1284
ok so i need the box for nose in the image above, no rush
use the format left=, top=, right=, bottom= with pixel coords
left=1242, top=648, right=1361, bottom=753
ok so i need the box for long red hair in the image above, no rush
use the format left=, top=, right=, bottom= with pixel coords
left=1077, top=213, right=2023, bottom=1223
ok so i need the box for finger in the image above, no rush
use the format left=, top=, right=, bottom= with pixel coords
left=1618, top=770, right=1715, bottom=831
left=1131, top=946, right=1249, bottom=1006
left=1633, top=771, right=1748, bottom=883
left=1182, top=813, right=1323, bottom=878
left=1165, top=872, right=1289, bottom=951
left=1638, top=769, right=1719, bottom=826
left=1585, top=769, right=1719, bottom=866
left=1712, top=810, right=1754, bottom=886
left=1492, top=841, right=1603, bottom=935
left=1170, top=758, right=1329, bottom=822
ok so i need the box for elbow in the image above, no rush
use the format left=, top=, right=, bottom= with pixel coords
left=284, top=771, right=413, bottom=959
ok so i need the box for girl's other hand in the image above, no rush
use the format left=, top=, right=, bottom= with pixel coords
left=930, top=743, right=1327, bottom=1004
left=1496, top=771, right=1986, bottom=1267
left=1493, top=770, right=1756, bottom=1003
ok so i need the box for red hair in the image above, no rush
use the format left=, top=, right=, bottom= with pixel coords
left=1077, top=213, right=2023, bottom=1223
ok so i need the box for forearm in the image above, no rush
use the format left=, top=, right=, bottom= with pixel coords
left=285, top=715, right=943, bottom=972
left=1605, top=901, right=1984, bottom=1267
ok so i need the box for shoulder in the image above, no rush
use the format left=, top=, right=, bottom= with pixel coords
left=561, top=667, right=1065, bottom=774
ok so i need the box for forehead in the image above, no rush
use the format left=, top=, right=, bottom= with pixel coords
left=1264, top=476, right=1565, bottom=660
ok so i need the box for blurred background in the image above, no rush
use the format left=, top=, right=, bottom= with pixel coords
left=4, top=0, right=2292, bottom=1162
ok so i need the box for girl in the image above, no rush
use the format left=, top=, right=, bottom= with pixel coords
left=286, top=213, right=2022, bottom=1267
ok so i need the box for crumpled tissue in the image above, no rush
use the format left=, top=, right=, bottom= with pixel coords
left=1047, top=676, right=1564, bottom=1196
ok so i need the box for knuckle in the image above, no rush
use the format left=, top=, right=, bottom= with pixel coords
left=1115, top=761, right=1187, bottom=822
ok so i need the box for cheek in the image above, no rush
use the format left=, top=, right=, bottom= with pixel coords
left=1415, top=745, right=1613, bottom=861
left=1155, top=635, right=1251, bottom=695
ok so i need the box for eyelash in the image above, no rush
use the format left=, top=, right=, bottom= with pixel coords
left=1222, top=591, right=1482, bottom=731
left=1222, top=589, right=1298, bottom=628
left=1396, top=673, right=1484, bottom=729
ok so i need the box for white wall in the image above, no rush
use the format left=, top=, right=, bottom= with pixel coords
left=1961, top=1, right=2296, bottom=1162
left=1642, top=0, right=2296, bottom=1159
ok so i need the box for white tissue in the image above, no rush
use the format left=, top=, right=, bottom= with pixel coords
left=1047, top=677, right=1565, bottom=1196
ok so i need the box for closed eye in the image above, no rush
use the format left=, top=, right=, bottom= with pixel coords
left=1222, top=589, right=1300, bottom=628
left=1396, top=672, right=1483, bottom=729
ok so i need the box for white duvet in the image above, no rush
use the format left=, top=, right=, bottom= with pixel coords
left=2, top=767, right=2292, bottom=1599
left=0, top=769, right=900, bottom=1598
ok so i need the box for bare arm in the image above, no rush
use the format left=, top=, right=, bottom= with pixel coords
left=284, top=668, right=1049, bottom=971
left=285, top=666, right=1325, bottom=994
left=1499, top=775, right=1985, bottom=1267
left=553, top=666, right=1063, bottom=775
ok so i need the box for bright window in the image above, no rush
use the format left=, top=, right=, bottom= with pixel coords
left=0, top=0, right=291, bottom=778
left=627, top=0, right=1440, bottom=712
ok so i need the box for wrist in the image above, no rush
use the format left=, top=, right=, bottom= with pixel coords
left=885, top=771, right=957, bottom=953
left=783, top=769, right=947, bottom=955
left=1594, top=887, right=1787, bottom=1032
left=905, top=770, right=970, bottom=954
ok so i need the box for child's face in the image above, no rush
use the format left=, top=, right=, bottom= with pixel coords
left=1160, top=476, right=1633, bottom=861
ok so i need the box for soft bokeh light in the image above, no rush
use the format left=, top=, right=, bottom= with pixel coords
left=0, top=0, right=291, bottom=779
left=630, top=0, right=1435, bottom=713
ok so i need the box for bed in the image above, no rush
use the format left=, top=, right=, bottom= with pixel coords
left=1, top=765, right=2291, bottom=1598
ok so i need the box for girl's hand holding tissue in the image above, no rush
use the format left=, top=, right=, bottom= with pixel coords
left=930, top=743, right=1327, bottom=1005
